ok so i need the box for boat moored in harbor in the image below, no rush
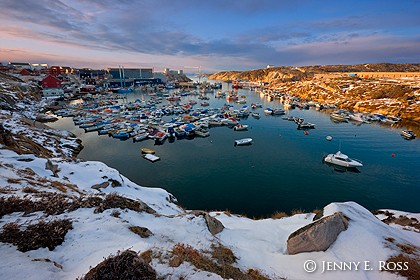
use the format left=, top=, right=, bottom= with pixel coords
left=323, top=151, right=363, bottom=168
left=234, top=138, right=253, bottom=146
left=401, top=130, right=416, bottom=139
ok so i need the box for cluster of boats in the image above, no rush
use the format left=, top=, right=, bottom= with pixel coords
left=54, top=92, right=263, bottom=148
left=329, top=109, right=402, bottom=124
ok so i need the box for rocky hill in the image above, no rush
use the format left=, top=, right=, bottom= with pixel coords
left=208, top=64, right=420, bottom=123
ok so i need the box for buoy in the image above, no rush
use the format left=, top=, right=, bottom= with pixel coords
left=326, top=135, right=333, bottom=141
left=391, top=153, right=395, bottom=157
left=304, top=131, right=309, bottom=135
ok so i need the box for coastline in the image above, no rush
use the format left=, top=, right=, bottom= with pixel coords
left=1, top=72, right=419, bottom=279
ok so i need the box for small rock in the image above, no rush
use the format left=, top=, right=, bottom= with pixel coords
left=129, top=226, right=153, bottom=238
left=91, top=182, right=110, bottom=190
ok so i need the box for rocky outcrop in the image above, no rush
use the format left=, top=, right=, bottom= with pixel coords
left=287, top=212, right=349, bottom=255
left=189, top=210, right=224, bottom=235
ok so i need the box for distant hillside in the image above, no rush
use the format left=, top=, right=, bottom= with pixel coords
left=208, top=63, right=420, bottom=82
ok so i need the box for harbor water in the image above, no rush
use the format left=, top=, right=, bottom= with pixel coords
left=48, top=82, right=420, bottom=217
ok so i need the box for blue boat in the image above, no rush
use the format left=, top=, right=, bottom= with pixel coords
left=112, top=131, right=130, bottom=140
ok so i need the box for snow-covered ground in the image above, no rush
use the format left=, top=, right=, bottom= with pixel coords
left=0, top=148, right=419, bottom=279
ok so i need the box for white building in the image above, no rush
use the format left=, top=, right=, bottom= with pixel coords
left=42, top=88, right=64, bottom=98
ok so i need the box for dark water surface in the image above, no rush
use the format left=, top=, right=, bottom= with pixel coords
left=49, top=83, right=420, bottom=217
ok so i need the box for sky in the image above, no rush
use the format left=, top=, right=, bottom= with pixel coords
left=0, top=0, right=419, bottom=72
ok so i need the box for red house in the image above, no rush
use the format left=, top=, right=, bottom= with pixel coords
left=19, top=69, right=32, bottom=76
left=42, top=75, right=62, bottom=89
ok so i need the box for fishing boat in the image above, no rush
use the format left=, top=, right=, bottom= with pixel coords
left=234, top=138, right=253, bottom=146
left=323, top=151, right=363, bottom=168
left=112, top=131, right=130, bottom=140
left=297, top=122, right=315, bottom=130
left=272, top=108, right=286, bottom=115
left=233, top=124, right=248, bottom=131
left=133, top=132, right=149, bottom=142
left=143, top=153, right=160, bottom=162
left=141, top=148, right=155, bottom=154
left=401, top=130, right=416, bottom=139
left=264, top=108, right=273, bottom=115
left=154, top=131, right=167, bottom=144
left=330, top=112, right=348, bottom=122
left=194, top=128, right=210, bottom=137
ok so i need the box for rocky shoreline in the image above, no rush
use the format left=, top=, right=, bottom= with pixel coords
left=208, top=64, right=420, bottom=132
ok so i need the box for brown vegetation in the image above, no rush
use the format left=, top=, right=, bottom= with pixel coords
left=82, top=250, right=157, bottom=280
left=385, top=254, right=420, bottom=280
left=0, top=219, right=72, bottom=252
left=0, top=192, right=155, bottom=218
left=169, top=243, right=270, bottom=280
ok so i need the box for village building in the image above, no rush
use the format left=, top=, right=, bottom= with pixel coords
left=41, top=75, right=64, bottom=98
left=8, top=62, right=32, bottom=70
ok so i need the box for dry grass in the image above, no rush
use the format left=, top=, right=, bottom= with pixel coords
left=21, top=186, right=40, bottom=193
left=385, top=254, right=420, bottom=280
left=94, top=193, right=156, bottom=214
left=140, top=250, right=153, bottom=264
left=82, top=250, right=157, bottom=280
left=0, top=192, right=154, bottom=218
left=7, top=178, right=22, bottom=184
left=0, top=219, right=72, bottom=252
left=169, top=243, right=269, bottom=280
left=291, top=209, right=306, bottom=215
left=210, top=244, right=237, bottom=265
left=271, top=211, right=289, bottom=219
left=396, top=243, right=418, bottom=255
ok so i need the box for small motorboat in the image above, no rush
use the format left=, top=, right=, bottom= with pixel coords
left=133, top=132, right=149, bottom=142
left=233, top=124, right=248, bottom=131
left=330, top=112, right=348, bottom=122
left=112, top=131, right=130, bottom=140
left=251, top=112, right=260, bottom=119
left=272, top=108, right=286, bottom=115
left=234, top=138, right=253, bottom=146
left=401, top=130, right=416, bottom=139
left=323, top=151, right=363, bottom=168
left=326, top=135, right=333, bottom=141
left=143, top=153, right=160, bottom=162
left=297, top=122, right=315, bottom=130
left=194, top=128, right=210, bottom=137
left=264, top=108, right=273, bottom=115
left=141, top=148, right=155, bottom=154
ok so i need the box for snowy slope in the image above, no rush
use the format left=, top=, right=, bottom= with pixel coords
left=1, top=149, right=419, bottom=279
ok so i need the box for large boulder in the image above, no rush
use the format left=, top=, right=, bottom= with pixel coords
left=287, top=212, right=349, bottom=255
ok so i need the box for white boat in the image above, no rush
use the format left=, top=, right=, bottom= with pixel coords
left=264, top=108, right=273, bottom=115
left=234, top=138, right=253, bottom=146
left=272, top=108, right=285, bottom=115
left=324, top=151, right=363, bottom=168
left=330, top=112, right=348, bottom=122
left=401, top=130, right=416, bottom=139
left=348, top=113, right=365, bottom=123
left=233, top=124, right=248, bottom=131
left=194, top=128, right=210, bottom=137
left=143, top=153, right=160, bottom=162
left=133, top=132, right=149, bottom=142
left=221, top=117, right=238, bottom=126
left=251, top=112, right=260, bottom=119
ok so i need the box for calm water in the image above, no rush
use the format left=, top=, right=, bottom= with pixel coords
left=49, top=83, right=420, bottom=217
